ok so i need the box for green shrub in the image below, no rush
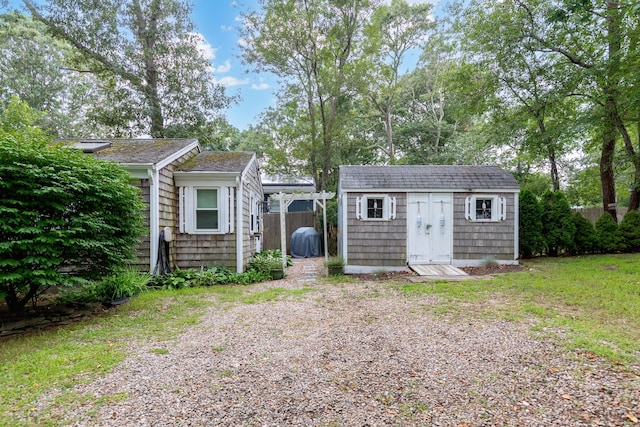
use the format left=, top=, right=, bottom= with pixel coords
left=0, top=101, right=145, bottom=313
left=518, top=190, right=545, bottom=258
left=93, top=268, right=151, bottom=303
left=150, top=266, right=270, bottom=290
left=571, top=212, right=598, bottom=254
left=541, top=191, right=576, bottom=256
left=595, top=212, right=625, bottom=253
left=619, top=209, right=640, bottom=252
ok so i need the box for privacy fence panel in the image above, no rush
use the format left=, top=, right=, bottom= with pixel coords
left=262, top=211, right=316, bottom=252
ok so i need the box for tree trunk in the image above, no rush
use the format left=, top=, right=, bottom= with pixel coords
left=601, top=105, right=618, bottom=220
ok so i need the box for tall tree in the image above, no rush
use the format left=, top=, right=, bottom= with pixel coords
left=24, top=0, right=231, bottom=138
left=0, top=12, right=105, bottom=136
left=241, top=0, right=372, bottom=190
left=507, top=0, right=637, bottom=214
left=452, top=0, right=581, bottom=192
left=363, top=0, right=433, bottom=164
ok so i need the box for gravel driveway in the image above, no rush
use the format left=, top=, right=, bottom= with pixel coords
left=45, top=258, right=640, bottom=426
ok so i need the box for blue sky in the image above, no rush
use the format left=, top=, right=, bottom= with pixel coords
left=191, top=0, right=441, bottom=130
left=4, top=0, right=440, bottom=131
left=191, top=0, right=275, bottom=130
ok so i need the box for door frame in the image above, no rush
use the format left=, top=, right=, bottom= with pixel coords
left=406, top=192, right=453, bottom=265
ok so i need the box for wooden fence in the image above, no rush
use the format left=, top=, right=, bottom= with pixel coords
left=262, top=211, right=316, bottom=252
left=572, top=207, right=628, bottom=224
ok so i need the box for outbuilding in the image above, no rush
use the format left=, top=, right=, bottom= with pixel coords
left=337, top=165, right=520, bottom=274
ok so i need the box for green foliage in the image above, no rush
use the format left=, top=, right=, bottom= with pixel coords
left=324, top=256, right=345, bottom=268
left=247, top=250, right=291, bottom=279
left=570, top=212, right=598, bottom=255
left=595, top=213, right=625, bottom=253
left=518, top=190, right=545, bottom=258
left=0, top=13, right=104, bottom=137
left=23, top=0, right=231, bottom=138
left=0, top=101, right=145, bottom=313
left=619, top=209, right=640, bottom=252
left=541, top=191, right=575, bottom=256
left=93, top=268, right=151, bottom=303
left=151, top=265, right=271, bottom=290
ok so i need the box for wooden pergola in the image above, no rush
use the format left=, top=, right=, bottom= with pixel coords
left=269, top=191, right=336, bottom=269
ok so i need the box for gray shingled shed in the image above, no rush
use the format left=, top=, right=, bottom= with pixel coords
left=338, top=165, right=520, bottom=273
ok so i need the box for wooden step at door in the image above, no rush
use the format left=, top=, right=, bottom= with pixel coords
left=409, top=264, right=468, bottom=276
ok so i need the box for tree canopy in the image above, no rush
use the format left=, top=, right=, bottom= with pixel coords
left=18, top=0, right=232, bottom=138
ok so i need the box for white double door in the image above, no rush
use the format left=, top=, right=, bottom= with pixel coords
left=407, top=193, right=453, bottom=264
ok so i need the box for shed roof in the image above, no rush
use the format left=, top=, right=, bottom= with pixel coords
left=60, top=138, right=198, bottom=164
left=340, top=165, right=519, bottom=191
left=176, top=151, right=255, bottom=173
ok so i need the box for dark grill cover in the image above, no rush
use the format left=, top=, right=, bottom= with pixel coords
left=290, top=227, right=322, bottom=258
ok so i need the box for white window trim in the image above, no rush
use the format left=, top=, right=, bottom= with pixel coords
left=249, top=191, right=260, bottom=234
left=179, top=185, right=234, bottom=234
left=465, top=194, right=506, bottom=222
left=355, top=194, right=396, bottom=221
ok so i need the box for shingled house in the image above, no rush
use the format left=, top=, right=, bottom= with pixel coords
left=66, top=139, right=263, bottom=273
left=337, top=165, right=520, bottom=274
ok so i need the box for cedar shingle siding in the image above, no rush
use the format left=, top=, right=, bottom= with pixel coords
left=452, top=193, right=516, bottom=260
left=59, top=138, right=262, bottom=272
left=346, top=192, right=406, bottom=267
left=339, top=165, right=519, bottom=269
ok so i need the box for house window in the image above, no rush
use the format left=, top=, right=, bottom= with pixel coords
left=465, top=195, right=506, bottom=222
left=179, top=186, right=234, bottom=234
left=196, top=189, right=219, bottom=230
left=356, top=195, right=396, bottom=221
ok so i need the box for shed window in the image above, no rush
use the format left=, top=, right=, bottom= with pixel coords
left=465, top=195, right=506, bottom=222
left=356, top=195, right=396, bottom=221
left=367, top=197, right=384, bottom=219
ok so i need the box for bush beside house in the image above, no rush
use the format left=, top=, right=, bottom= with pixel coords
left=0, top=100, right=145, bottom=313
left=518, top=190, right=545, bottom=258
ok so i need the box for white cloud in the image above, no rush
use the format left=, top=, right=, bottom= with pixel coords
left=251, top=82, right=270, bottom=90
left=220, top=24, right=233, bottom=32
left=215, top=60, right=232, bottom=74
left=190, top=32, right=216, bottom=60
left=217, top=76, right=249, bottom=87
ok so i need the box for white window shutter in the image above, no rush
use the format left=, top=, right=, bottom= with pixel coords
left=465, top=196, right=472, bottom=220
left=227, top=187, right=235, bottom=233
left=179, top=186, right=186, bottom=233
left=389, top=196, right=396, bottom=219
left=500, top=196, right=507, bottom=221
left=355, top=196, right=362, bottom=219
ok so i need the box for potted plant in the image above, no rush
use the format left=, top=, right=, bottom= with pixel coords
left=324, top=256, right=345, bottom=276
left=266, top=257, right=286, bottom=280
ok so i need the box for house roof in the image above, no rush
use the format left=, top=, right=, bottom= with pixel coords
left=339, top=165, right=519, bottom=191
left=59, top=138, right=198, bottom=165
left=176, top=151, right=255, bottom=173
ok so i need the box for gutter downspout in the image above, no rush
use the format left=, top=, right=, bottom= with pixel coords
left=148, top=167, right=160, bottom=273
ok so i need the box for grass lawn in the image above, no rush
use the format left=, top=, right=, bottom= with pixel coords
left=1, top=253, right=639, bottom=426
left=394, top=253, right=640, bottom=363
